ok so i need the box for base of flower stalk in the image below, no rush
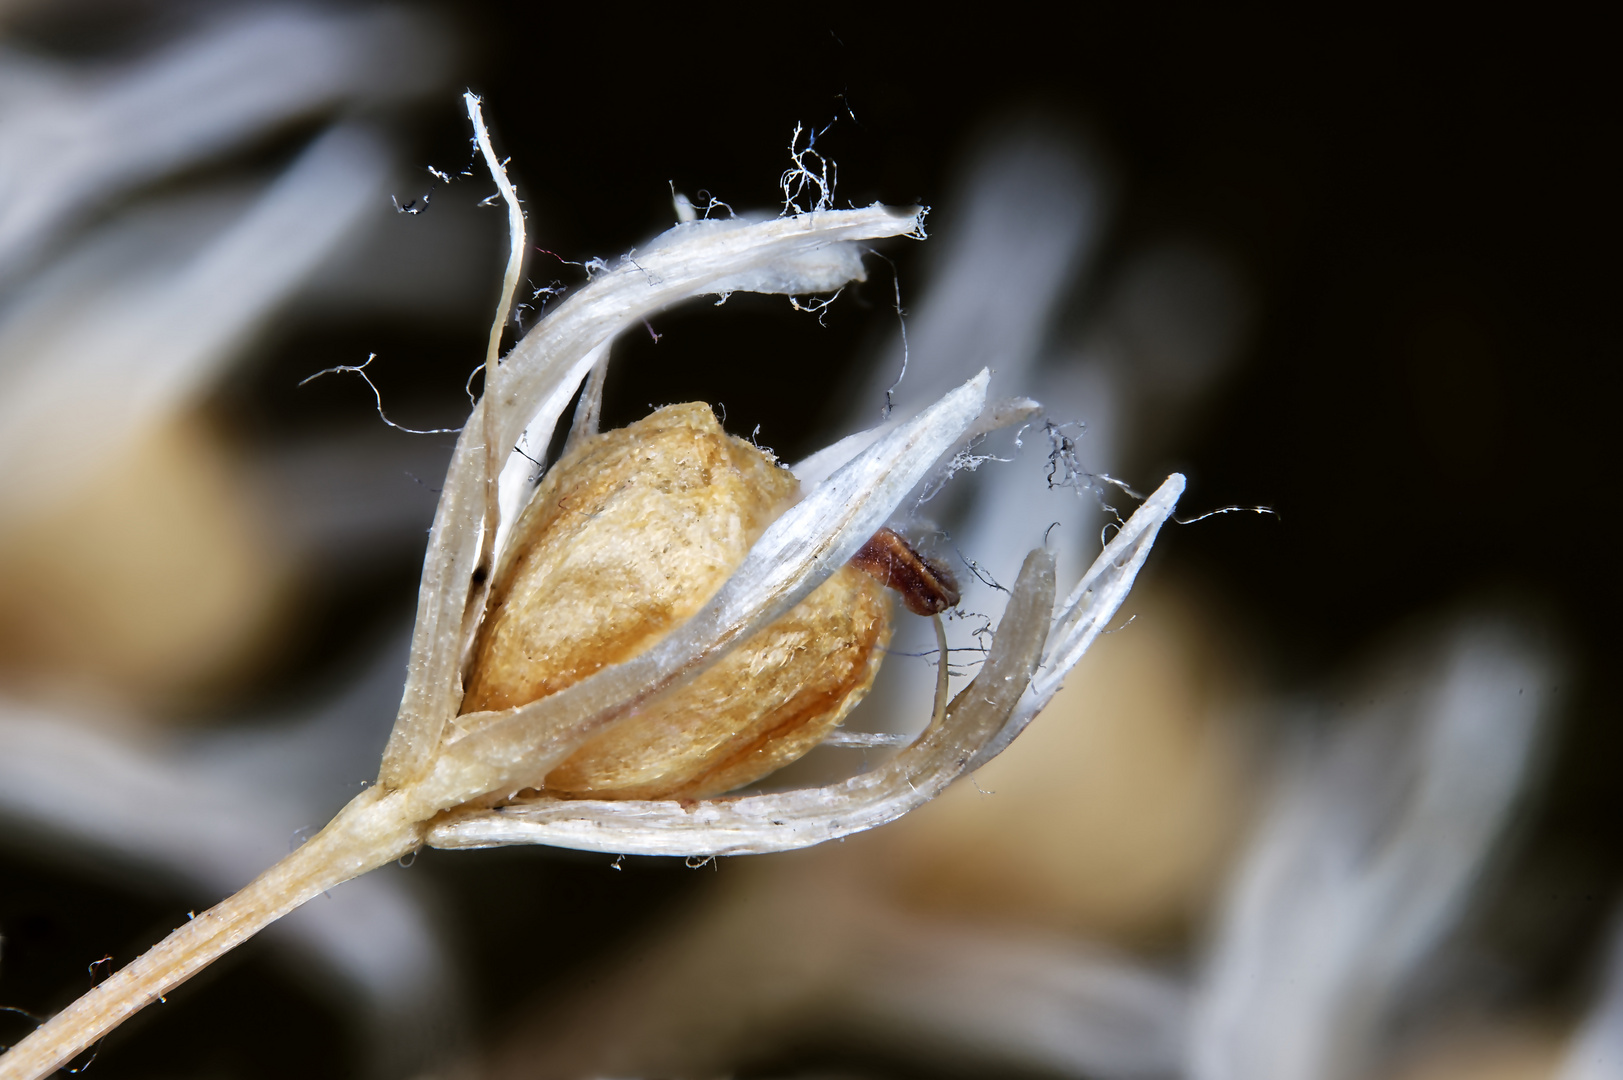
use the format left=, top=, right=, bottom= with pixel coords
left=0, top=787, right=425, bottom=1080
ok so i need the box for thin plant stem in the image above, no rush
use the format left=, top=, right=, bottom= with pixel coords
left=0, top=789, right=422, bottom=1080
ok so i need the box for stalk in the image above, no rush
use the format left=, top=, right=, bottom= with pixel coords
left=0, top=788, right=423, bottom=1080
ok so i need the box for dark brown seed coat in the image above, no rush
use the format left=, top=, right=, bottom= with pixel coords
left=849, top=527, right=961, bottom=616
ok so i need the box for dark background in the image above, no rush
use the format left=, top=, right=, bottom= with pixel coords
left=2, top=4, right=1616, bottom=1077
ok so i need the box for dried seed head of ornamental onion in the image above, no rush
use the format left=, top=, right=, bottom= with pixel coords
left=0, top=94, right=1186, bottom=1080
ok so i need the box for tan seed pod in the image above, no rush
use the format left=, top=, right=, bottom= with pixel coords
left=461, top=402, right=892, bottom=799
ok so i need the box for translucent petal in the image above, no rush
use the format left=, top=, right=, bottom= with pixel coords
left=973, top=471, right=1185, bottom=768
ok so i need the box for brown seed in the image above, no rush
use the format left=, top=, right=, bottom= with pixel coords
left=849, top=527, right=961, bottom=616
left=542, top=563, right=888, bottom=799
left=459, top=402, right=891, bottom=800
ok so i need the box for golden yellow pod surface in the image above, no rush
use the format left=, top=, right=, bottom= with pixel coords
left=462, top=403, right=891, bottom=799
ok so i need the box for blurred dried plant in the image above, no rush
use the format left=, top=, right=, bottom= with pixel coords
left=0, top=6, right=446, bottom=711
left=0, top=7, right=464, bottom=1072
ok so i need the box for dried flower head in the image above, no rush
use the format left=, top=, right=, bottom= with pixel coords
left=0, top=94, right=1184, bottom=1080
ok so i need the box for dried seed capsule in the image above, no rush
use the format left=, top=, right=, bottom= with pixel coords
left=461, top=403, right=891, bottom=800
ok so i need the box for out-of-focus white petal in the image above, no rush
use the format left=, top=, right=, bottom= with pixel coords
left=1188, top=619, right=1557, bottom=1080
left=472, top=864, right=1183, bottom=1080
left=840, top=925, right=1189, bottom=1079
left=837, top=125, right=1112, bottom=742
left=0, top=123, right=393, bottom=522
left=0, top=6, right=444, bottom=279
left=1558, top=911, right=1623, bottom=1080
left=855, top=125, right=1108, bottom=419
